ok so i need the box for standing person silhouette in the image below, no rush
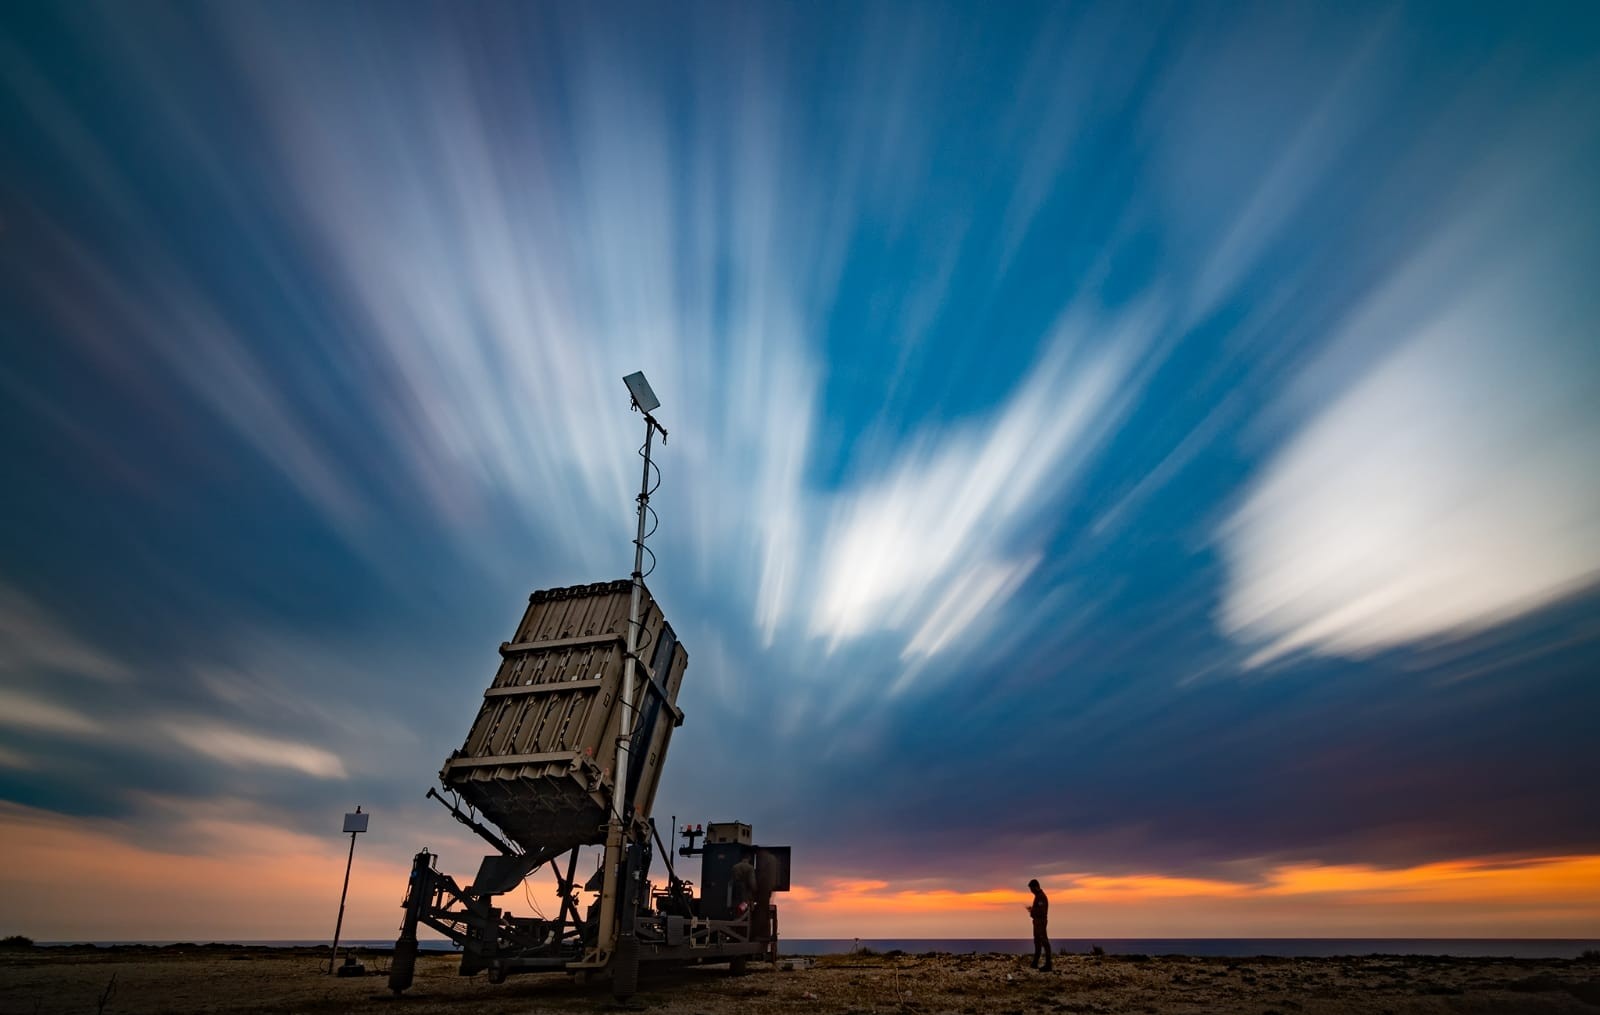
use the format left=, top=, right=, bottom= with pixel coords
left=1026, top=878, right=1053, bottom=970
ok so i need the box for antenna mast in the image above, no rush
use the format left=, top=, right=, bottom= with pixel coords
left=596, top=371, right=668, bottom=964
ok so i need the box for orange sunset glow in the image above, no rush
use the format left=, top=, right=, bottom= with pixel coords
left=777, top=857, right=1600, bottom=938
left=5, top=801, right=1595, bottom=942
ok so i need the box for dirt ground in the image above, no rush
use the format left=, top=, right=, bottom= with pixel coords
left=2, top=945, right=1597, bottom=1015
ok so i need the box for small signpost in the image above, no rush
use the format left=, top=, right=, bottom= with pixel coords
left=328, top=806, right=369, bottom=974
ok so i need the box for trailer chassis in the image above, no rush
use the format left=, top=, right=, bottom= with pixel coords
left=387, top=829, right=776, bottom=997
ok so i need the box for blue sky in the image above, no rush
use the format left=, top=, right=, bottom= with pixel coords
left=1, top=1, right=1598, bottom=938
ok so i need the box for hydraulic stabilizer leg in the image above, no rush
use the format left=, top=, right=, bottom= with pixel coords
left=612, top=839, right=646, bottom=1000
left=389, top=849, right=434, bottom=994
left=613, top=935, right=639, bottom=998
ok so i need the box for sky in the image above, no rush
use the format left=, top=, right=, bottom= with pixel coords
left=1, top=1, right=1598, bottom=943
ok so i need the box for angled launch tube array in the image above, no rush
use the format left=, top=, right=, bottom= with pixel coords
left=439, top=579, right=688, bottom=854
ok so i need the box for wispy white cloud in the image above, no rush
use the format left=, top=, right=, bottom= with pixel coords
left=0, top=688, right=103, bottom=735
left=900, top=555, right=1040, bottom=666
left=0, top=592, right=370, bottom=785
left=0, top=581, right=129, bottom=682
left=209, top=7, right=1151, bottom=675
left=0, top=582, right=362, bottom=782
left=163, top=720, right=348, bottom=780
left=0, top=39, right=371, bottom=541
left=210, top=9, right=833, bottom=602
left=807, top=303, right=1160, bottom=675
left=1180, top=20, right=1392, bottom=324
left=1217, top=243, right=1600, bottom=666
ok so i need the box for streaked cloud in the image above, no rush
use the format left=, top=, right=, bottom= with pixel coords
left=1178, top=17, right=1393, bottom=325
left=0, top=688, right=102, bottom=735
left=0, top=582, right=128, bottom=682
left=1218, top=251, right=1600, bottom=667
left=0, top=585, right=361, bottom=788
left=163, top=720, right=348, bottom=780
left=810, top=303, right=1159, bottom=670
left=195, top=2, right=1162, bottom=676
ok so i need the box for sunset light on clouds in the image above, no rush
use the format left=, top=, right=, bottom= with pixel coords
left=1, top=0, right=1597, bottom=948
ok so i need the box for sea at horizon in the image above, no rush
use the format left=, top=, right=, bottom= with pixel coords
left=40, top=938, right=1600, bottom=960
